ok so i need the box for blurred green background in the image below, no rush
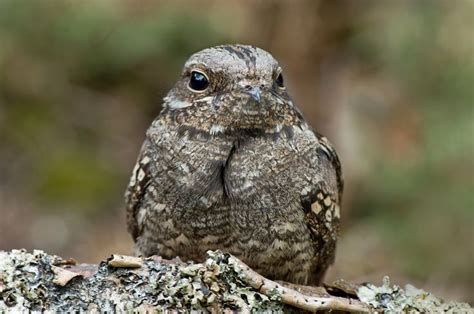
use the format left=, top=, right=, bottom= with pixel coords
left=0, top=0, right=472, bottom=303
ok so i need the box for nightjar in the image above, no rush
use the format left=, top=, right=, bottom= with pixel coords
left=125, top=44, right=343, bottom=285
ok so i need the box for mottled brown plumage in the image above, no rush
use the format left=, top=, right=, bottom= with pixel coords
left=125, top=44, right=342, bottom=285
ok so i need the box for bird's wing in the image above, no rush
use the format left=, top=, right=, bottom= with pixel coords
left=125, top=139, right=153, bottom=241
left=316, top=134, right=344, bottom=201
left=299, top=133, right=343, bottom=282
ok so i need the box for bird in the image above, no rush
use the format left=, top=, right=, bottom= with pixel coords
left=125, top=44, right=342, bottom=285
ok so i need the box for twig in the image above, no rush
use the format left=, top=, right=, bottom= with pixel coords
left=227, top=255, right=371, bottom=313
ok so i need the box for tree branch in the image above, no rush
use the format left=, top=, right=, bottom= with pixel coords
left=0, top=250, right=471, bottom=312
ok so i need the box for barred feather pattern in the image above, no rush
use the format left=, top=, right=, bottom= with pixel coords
left=125, top=45, right=342, bottom=285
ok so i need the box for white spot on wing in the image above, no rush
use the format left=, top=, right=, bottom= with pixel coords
left=137, top=208, right=146, bottom=225
left=311, top=201, right=322, bottom=214
left=325, top=209, right=332, bottom=222
left=324, top=196, right=332, bottom=207
left=334, top=204, right=341, bottom=219
left=141, top=156, right=151, bottom=164
left=129, top=162, right=140, bottom=187
left=209, top=124, right=225, bottom=135
left=137, top=169, right=146, bottom=182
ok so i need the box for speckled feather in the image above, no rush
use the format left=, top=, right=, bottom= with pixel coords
left=125, top=45, right=342, bottom=285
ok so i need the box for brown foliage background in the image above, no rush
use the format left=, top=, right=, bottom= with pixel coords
left=0, top=0, right=472, bottom=302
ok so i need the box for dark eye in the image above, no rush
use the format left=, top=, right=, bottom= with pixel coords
left=276, top=73, right=284, bottom=88
left=188, top=71, right=209, bottom=92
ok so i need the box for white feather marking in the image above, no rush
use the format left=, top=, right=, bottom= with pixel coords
left=141, top=156, right=151, bottom=165
left=199, top=96, right=214, bottom=103
left=137, top=169, right=146, bottom=182
left=209, top=124, right=225, bottom=135
left=168, top=99, right=192, bottom=109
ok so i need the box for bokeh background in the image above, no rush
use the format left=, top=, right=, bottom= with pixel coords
left=0, top=0, right=472, bottom=303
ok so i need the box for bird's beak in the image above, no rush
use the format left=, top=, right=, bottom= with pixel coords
left=245, top=86, right=262, bottom=103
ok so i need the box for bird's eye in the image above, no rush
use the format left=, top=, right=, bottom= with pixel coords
left=188, top=71, right=209, bottom=92
left=276, top=73, right=284, bottom=88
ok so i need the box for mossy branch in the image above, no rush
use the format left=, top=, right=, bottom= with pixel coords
left=0, top=250, right=471, bottom=312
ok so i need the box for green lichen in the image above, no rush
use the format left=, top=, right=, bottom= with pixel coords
left=0, top=250, right=471, bottom=312
left=0, top=250, right=286, bottom=312
left=357, top=276, right=472, bottom=313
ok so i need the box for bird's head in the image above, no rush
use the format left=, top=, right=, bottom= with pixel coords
left=161, top=44, right=304, bottom=137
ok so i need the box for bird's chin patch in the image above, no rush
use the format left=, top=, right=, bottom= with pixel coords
left=242, top=109, right=281, bottom=129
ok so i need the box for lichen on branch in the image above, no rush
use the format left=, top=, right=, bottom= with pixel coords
left=0, top=250, right=471, bottom=312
